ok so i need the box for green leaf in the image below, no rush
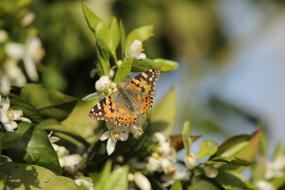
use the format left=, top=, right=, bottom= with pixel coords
left=125, top=25, right=154, bottom=56
left=9, top=94, right=43, bottom=124
left=105, top=166, right=129, bottom=190
left=96, top=37, right=111, bottom=75
left=0, top=123, right=30, bottom=149
left=113, top=58, right=133, bottom=84
left=20, top=84, right=77, bottom=120
left=119, top=21, right=126, bottom=59
left=189, top=178, right=219, bottom=190
left=149, top=87, right=176, bottom=135
left=81, top=3, right=102, bottom=33
left=252, top=156, right=266, bottom=183
left=95, top=162, right=128, bottom=190
left=38, top=119, right=88, bottom=148
left=0, top=162, right=78, bottom=190
left=7, top=122, right=61, bottom=175
left=95, top=161, right=112, bottom=189
left=132, top=58, right=179, bottom=72
left=62, top=98, right=100, bottom=143
left=109, top=17, right=120, bottom=53
left=270, top=177, right=285, bottom=189
left=197, top=140, right=218, bottom=159
left=171, top=181, right=182, bottom=190
left=214, top=131, right=261, bottom=160
left=182, top=121, right=192, bottom=155
left=215, top=171, right=255, bottom=190
left=273, top=143, right=285, bottom=160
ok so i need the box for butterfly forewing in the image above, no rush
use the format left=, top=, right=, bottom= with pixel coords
left=89, top=95, right=117, bottom=122
left=124, top=68, right=160, bottom=114
left=89, top=68, right=161, bottom=126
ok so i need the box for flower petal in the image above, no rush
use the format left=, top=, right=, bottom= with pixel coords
left=23, top=56, right=38, bottom=81
left=100, top=131, right=110, bottom=141
left=134, top=172, right=151, bottom=190
left=119, top=131, right=129, bottom=141
left=0, top=109, right=9, bottom=123
left=2, top=97, right=10, bottom=112
left=5, top=43, right=25, bottom=60
left=107, top=138, right=116, bottom=155
left=3, top=121, right=18, bottom=132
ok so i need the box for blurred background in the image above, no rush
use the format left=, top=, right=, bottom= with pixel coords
left=1, top=0, right=285, bottom=148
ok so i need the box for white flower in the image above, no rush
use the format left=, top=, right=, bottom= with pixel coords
left=5, top=36, right=44, bottom=81
left=60, top=154, right=82, bottom=170
left=128, top=40, right=146, bottom=59
left=146, top=157, right=161, bottom=172
left=49, top=135, right=82, bottom=170
left=256, top=180, right=276, bottom=190
left=100, top=123, right=129, bottom=155
left=161, top=158, right=176, bottom=174
left=95, top=75, right=117, bottom=95
left=129, top=125, right=143, bottom=138
left=21, top=12, right=35, bottom=26
left=0, top=95, right=30, bottom=132
left=134, top=172, right=151, bottom=190
left=0, top=60, right=27, bottom=95
left=74, top=178, right=94, bottom=190
left=265, top=156, right=285, bottom=179
left=184, top=153, right=197, bottom=170
left=0, top=30, right=8, bottom=43
left=146, top=132, right=178, bottom=176
left=154, top=132, right=167, bottom=143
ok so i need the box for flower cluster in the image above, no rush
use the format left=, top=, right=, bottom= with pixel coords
left=100, top=122, right=143, bottom=155
left=0, top=10, right=44, bottom=95
left=49, top=134, right=82, bottom=171
left=0, top=95, right=30, bottom=132
left=95, top=75, right=117, bottom=95
left=128, top=40, right=146, bottom=59
left=146, top=133, right=187, bottom=186
left=255, top=155, right=285, bottom=190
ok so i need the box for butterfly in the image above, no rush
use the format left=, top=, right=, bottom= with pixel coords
left=89, top=68, right=161, bottom=126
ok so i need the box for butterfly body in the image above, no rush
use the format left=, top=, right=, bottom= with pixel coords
left=89, top=68, right=160, bottom=126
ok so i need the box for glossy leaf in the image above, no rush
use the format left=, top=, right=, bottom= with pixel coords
left=132, top=58, right=178, bottom=72
left=0, top=122, right=29, bottom=150
left=215, top=171, right=255, bottom=190
left=113, top=58, right=133, bottom=84
left=149, top=87, right=176, bottom=135
left=95, top=162, right=128, bottom=190
left=182, top=121, right=192, bottom=155
left=9, top=94, right=43, bottom=124
left=119, top=21, right=126, bottom=58
left=197, top=140, right=218, bottom=159
left=81, top=3, right=102, bottom=33
left=189, top=178, right=219, bottom=190
left=20, top=84, right=77, bottom=120
left=62, top=98, right=100, bottom=143
left=109, top=17, right=120, bottom=53
left=125, top=25, right=154, bottom=55
left=0, top=162, right=78, bottom=190
left=7, top=122, right=61, bottom=175
left=213, top=131, right=261, bottom=161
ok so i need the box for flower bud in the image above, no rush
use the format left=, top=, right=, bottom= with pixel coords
left=184, top=153, right=197, bottom=170
left=134, top=172, right=151, bottom=190
left=203, top=165, right=218, bottom=178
